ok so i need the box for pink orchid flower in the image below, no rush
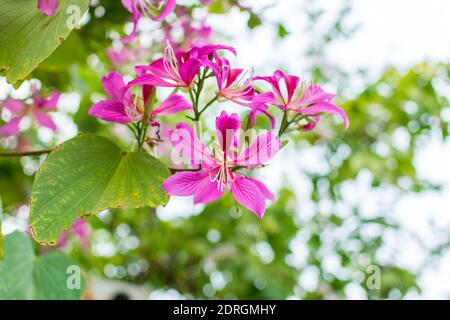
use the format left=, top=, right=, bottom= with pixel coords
left=0, top=87, right=59, bottom=137
left=254, top=70, right=349, bottom=129
left=208, top=57, right=255, bottom=106
left=57, top=219, right=89, bottom=251
left=128, top=43, right=236, bottom=89
left=37, top=0, right=58, bottom=16
left=88, top=71, right=192, bottom=124
left=121, top=0, right=177, bottom=43
left=163, top=111, right=280, bottom=218
left=107, top=47, right=136, bottom=68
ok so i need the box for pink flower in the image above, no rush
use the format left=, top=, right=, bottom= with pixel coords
left=249, top=93, right=277, bottom=128
left=128, top=43, right=236, bottom=89
left=0, top=86, right=59, bottom=137
left=208, top=57, right=255, bottom=106
left=254, top=70, right=349, bottom=129
left=181, top=19, right=213, bottom=49
left=88, top=71, right=191, bottom=124
left=57, top=219, right=89, bottom=251
left=37, top=0, right=58, bottom=16
left=107, top=47, right=136, bottom=67
left=121, top=0, right=177, bottom=43
left=163, top=111, right=280, bottom=217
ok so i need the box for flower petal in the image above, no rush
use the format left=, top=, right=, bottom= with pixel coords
left=162, top=170, right=211, bottom=196
left=0, top=117, right=22, bottom=137
left=153, top=0, right=177, bottom=21
left=235, top=131, right=280, bottom=167
left=101, top=71, right=130, bottom=103
left=193, top=178, right=224, bottom=204
left=152, top=94, right=192, bottom=116
left=121, top=1, right=141, bottom=43
left=215, top=111, right=241, bottom=154
left=88, top=100, right=132, bottom=124
left=40, top=92, right=60, bottom=110
left=170, top=123, right=215, bottom=167
left=247, top=177, right=275, bottom=201
left=33, top=110, right=57, bottom=131
left=230, top=175, right=266, bottom=218
left=37, top=0, right=58, bottom=16
left=3, top=100, right=26, bottom=113
left=298, top=102, right=349, bottom=129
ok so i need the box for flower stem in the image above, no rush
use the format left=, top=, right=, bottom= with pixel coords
left=278, top=111, right=289, bottom=137
left=199, top=94, right=219, bottom=116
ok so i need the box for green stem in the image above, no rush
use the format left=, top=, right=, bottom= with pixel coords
left=278, top=111, right=289, bottom=137
left=199, top=94, right=219, bottom=116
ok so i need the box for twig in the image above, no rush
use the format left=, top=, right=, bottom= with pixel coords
left=0, top=149, right=53, bottom=157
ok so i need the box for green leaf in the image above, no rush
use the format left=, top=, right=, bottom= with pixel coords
left=247, top=13, right=262, bottom=29
left=0, top=232, right=84, bottom=299
left=30, top=134, right=170, bottom=244
left=0, top=0, right=90, bottom=85
left=277, top=23, right=290, bottom=38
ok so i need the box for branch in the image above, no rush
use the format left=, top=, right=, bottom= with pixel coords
left=0, top=149, right=53, bottom=157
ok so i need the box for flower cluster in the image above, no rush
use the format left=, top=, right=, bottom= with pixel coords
left=88, top=42, right=348, bottom=217
left=0, top=85, right=59, bottom=137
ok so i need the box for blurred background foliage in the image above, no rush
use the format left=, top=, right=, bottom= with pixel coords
left=1, top=0, right=449, bottom=299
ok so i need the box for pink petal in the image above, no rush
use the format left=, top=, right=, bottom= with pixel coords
left=40, top=92, right=60, bottom=110
left=102, top=71, right=130, bottom=103
left=121, top=1, right=141, bottom=43
left=298, top=85, right=336, bottom=106
left=215, top=111, right=241, bottom=154
left=247, top=177, right=275, bottom=201
left=162, top=170, right=212, bottom=196
left=128, top=73, right=179, bottom=88
left=301, top=116, right=321, bottom=131
left=298, top=102, right=349, bottom=129
left=0, top=117, right=23, bottom=137
left=3, top=100, right=26, bottom=113
left=152, top=94, right=192, bottom=116
left=170, top=123, right=215, bottom=167
left=230, top=175, right=266, bottom=218
left=178, top=58, right=203, bottom=87
left=33, top=110, right=57, bottom=131
left=37, top=0, right=58, bottom=16
left=153, top=0, right=177, bottom=21
left=274, top=70, right=299, bottom=104
left=192, top=44, right=237, bottom=58
left=121, top=0, right=135, bottom=12
left=193, top=178, right=224, bottom=204
left=250, top=93, right=277, bottom=127
left=88, top=100, right=132, bottom=124
left=235, top=131, right=281, bottom=167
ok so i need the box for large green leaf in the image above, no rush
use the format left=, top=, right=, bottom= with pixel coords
left=0, top=232, right=84, bottom=299
left=0, top=0, right=90, bottom=85
left=30, top=134, right=170, bottom=244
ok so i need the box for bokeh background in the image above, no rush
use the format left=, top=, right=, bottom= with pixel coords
left=1, top=0, right=450, bottom=299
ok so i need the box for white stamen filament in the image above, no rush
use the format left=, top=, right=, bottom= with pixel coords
left=209, top=150, right=236, bottom=191
left=163, top=43, right=184, bottom=86
left=137, top=0, right=164, bottom=19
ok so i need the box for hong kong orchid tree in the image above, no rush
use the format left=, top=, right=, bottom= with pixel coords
left=86, top=42, right=349, bottom=217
